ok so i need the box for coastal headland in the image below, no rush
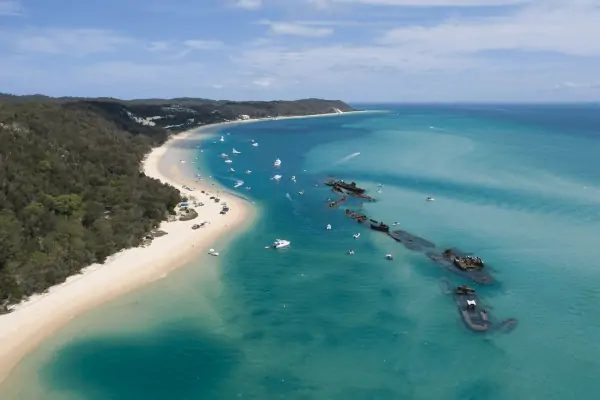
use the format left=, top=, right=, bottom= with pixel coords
left=0, top=107, right=372, bottom=385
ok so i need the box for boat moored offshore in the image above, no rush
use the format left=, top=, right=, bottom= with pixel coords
left=273, top=239, right=290, bottom=249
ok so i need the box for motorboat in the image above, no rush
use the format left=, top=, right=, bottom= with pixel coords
left=234, top=180, right=244, bottom=188
left=245, top=186, right=251, bottom=190
left=220, top=153, right=228, bottom=158
left=353, top=233, right=360, bottom=239
left=426, top=197, right=435, bottom=201
left=232, top=148, right=241, bottom=154
left=219, top=136, right=225, bottom=142
left=245, top=170, right=252, bottom=174
left=274, top=158, right=281, bottom=167
left=326, top=224, right=332, bottom=230
left=272, top=174, right=282, bottom=181
left=291, top=175, right=296, bottom=182
left=208, top=248, right=219, bottom=256
left=225, top=159, right=233, bottom=164
left=273, top=239, right=290, bottom=249
left=349, top=249, right=355, bottom=255
left=385, top=254, right=393, bottom=260
left=298, top=190, right=305, bottom=195
left=252, top=142, right=259, bottom=147
left=392, top=222, right=400, bottom=226
left=228, top=167, right=235, bottom=173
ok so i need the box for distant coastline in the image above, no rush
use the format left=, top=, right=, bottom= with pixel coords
left=0, top=108, right=372, bottom=385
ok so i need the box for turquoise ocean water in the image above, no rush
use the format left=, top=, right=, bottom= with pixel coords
left=4, top=104, right=600, bottom=399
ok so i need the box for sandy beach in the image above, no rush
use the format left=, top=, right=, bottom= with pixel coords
left=0, top=109, right=372, bottom=384
left=0, top=127, right=253, bottom=384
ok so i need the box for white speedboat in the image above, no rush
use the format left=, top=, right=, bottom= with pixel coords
left=326, top=224, right=332, bottom=230
left=272, top=174, right=282, bottom=181
left=234, top=180, right=244, bottom=188
left=232, top=148, right=241, bottom=154
left=228, top=167, right=235, bottom=173
left=208, top=248, right=219, bottom=256
left=252, top=142, right=258, bottom=147
left=273, top=239, right=290, bottom=249
left=220, top=153, right=228, bottom=158
left=245, top=170, right=252, bottom=174
left=219, top=136, right=225, bottom=142
left=426, top=197, right=435, bottom=201
left=225, top=159, right=233, bottom=164
left=385, top=254, right=393, bottom=260
left=274, top=158, right=281, bottom=167
left=353, top=233, right=360, bottom=239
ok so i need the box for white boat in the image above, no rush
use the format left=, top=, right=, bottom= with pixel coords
left=385, top=254, right=393, bottom=260
left=225, top=159, right=233, bottom=164
left=245, top=170, right=252, bottom=174
left=274, top=158, right=281, bottom=167
left=392, top=222, right=400, bottom=226
left=298, top=190, right=304, bottom=195
left=219, top=136, right=225, bottom=142
left=349, top=249, right=355, bottom=255
left=252, top=142, right=258, bottom=147
left=326, top=224, right=332, bottom=230
left=291, top=175, right=296, bottom=182
left=232, top=148, right=241, bottom=154
left=245, top=186, right=252, bottom=190
left=426, top=197, right=435, bottom=201
left=228, top=167, right=235, bottom=173
left=234, top=180, right=244, bottom=188
left=353, top=233, right=360, bottom=239
left=272, top=174, right=282, bottom=181
left=208, top=248, right=219, bottom=256
left=220, top=153, right=228, bottom=158
left=273, top=239, right=290, bottom=249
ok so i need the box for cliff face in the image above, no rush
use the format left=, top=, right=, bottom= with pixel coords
left=0, top=94, right=357, bottom=135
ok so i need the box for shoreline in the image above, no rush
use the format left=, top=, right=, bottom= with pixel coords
left=0, top=109, right=371, bottom=384
left=0, top=125, right=256, bottom=385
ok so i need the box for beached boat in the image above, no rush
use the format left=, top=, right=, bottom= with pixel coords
left=273, top=239, right=290, bottom=249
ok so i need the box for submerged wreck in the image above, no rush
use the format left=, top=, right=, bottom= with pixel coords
left=427, top=248, right=494, bottom=285
left=440, top=280, right=517, bottom=333
left=388, top=230, right=436, bottom=252
left=345, top=209, right=368, bottom=223
left=324, top=179, right=366, bottom=194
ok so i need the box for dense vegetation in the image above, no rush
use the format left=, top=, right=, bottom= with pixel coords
left=0, top=94, right=355, bottom=310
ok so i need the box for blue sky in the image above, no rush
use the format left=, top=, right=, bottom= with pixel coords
left=0, top=0, right=599, bottom=101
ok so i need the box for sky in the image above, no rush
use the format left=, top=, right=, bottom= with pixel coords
left=0, top=0, right=599, bottom=102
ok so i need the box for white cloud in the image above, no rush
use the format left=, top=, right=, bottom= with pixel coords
left=252, top=77, right=274, bottom=87
left=310, top=0, right=528, bottom=6
left=11, top=29, right=133, bottom=55
left=183, top=39, right=223, bottom=50
left=380, top=2, right=600, bottom=56
left=260, top=20, right=333, bottom=37
left=234, top=0, right=262, bottom=9
left=0, top=0, right=22, bottom=16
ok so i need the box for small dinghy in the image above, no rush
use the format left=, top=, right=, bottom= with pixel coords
left=208, top=248, right=219, bottom=256
left=326, top=224, right=332, bottom=230
left=426, top=197, right=435, bottom=201
left=245, top=170, right=252, bottom=174
left=392, top=222, right=400, bottom=226
left=229, top=167, right=235, bottom=173
left=232, top=148, right=241, bottom=154
left=272, top=174, right=282, bottom=181
left=385, top=254, right=393, bottom=260
left=349, top=249, right=355, bottom=255
left=291, top=175, right=296, bottom=182
left=298, top=190, right=305, bottom=195
left=252, top=142, right=258, bottom=147
left=353, top=233, right=360, bottom=239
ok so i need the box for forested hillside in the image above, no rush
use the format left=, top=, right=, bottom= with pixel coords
left=0, top=95, right=356, bottom=310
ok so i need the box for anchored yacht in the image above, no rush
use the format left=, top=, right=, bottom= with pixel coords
left=232, top=148, right=241, bottom=154
left=273, top=239, right=290, bottom=249
left=272, top=174, right=282, bottom=181
left=220, top=153, right=228, bottom=158
left=225, top=159, right=233, bottom=164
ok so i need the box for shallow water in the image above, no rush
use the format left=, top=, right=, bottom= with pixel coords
left=4, top=105, right=600, bottom=399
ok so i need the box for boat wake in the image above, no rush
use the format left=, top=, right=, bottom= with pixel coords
left=333, top=152, right=360, bottom=165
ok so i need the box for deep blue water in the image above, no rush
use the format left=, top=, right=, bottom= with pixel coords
left=5, top=104, right=600, bottom=399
